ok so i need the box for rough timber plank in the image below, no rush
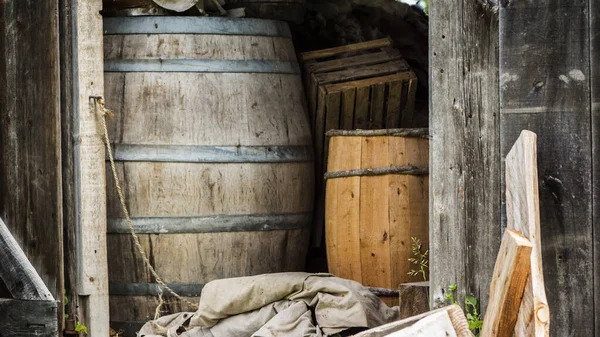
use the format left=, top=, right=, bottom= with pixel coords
left=592, top=0, right=600, bottom=335
left=504, top=131, right=550, bottom=337
left=481, top=229, right=533, bottom=337
left=500, top=1, right=592, bottom=336
left=354, top=86, right=371, bottom=129
left=352, top=305, right=471, bottom=337
left=0, top=0, right=63, bottom=326
left=0, top=218, right=54, bottom=301
left=430, top=0, right=500, bottom=311
left=72, top=0, right=110, bottom=335
left=299, top=38, right=391, bottom=62
left=0, top=299, right=58, bottom=337
left=398, top=281, right=429, bottom=319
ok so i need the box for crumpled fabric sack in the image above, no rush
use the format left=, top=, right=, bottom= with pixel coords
left=139, top=273, right=400, bottom=337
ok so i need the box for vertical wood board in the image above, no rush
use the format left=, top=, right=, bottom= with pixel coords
left=430, top=0, right=500, bottom=311
left=500, top=1, right=593, bottom=335
left=591, top=0, right=600, bottom=335
left=0, top=0, right=63, bottom=329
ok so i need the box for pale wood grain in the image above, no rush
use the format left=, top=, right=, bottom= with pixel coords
left=325, top=136, right=363, bottom=282
left=481, top=229, right=532, bottom=337
left=351, top=305, right=471, bottom=337
left=359, top=137, right=392, bottom=294
left=505, top=131, right=549, bottom=337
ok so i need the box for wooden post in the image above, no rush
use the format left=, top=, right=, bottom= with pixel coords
left=429, top=0, right=500, bottom=311
left=481, top=229, right=532, bottom=337
left=68, top=0, right=110, bottom=335
left=500, top=1, right=595, bottom=335
left=591, top=1, right=600, bottom=336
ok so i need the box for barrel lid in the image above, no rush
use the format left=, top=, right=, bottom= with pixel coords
left=103, top=16, right=292, bottom=38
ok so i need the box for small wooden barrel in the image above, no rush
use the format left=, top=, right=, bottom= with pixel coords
left=324, top=129, right=429, bottom=306
left=103, top=17, right=313, bottom=334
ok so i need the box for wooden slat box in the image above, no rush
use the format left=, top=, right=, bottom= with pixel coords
left=299, top=40, right=417, bottom=246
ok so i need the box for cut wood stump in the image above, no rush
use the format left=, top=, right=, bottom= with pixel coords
left=399, top=281, right=429, bottom=319
left=505, top=130, right=550, bottom=337
left=481, top=229, right=532, bottom=337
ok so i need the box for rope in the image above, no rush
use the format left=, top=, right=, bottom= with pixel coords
left=92, top=96, right=199, bottom=311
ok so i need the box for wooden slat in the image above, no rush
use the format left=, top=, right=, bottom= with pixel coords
left=591, top=0, right=600, bottom=335
left=505, top=131, right=550, bottom=337
left=354, top=86, right=371, bottom=129
left=0, top=218, right=54, bottom=301
left=370, top=83, right=386, bottom=128
left=359, top=137, right=391, bottom=293
left=0, top=0, right=63, bottom=327
left=307, top=49, right=402, bottom=75
left=341, top=89, right=356, bottom=129
left=299, top=38, right=391, bottom=62
left=325, top=136, right=362, bottom=282
left=500, top=1, right=592, bottom=335
left=386, top=80, right=403, bottom=128
left=324, top=72, right=415, bottom=94
left=313, top=61, right=408, bottom=85
left=0, top=299, right=58, bottom=337
left=430, top=0, right=500, bottom=313
left=481, top=229, right=532, bottom=337
left=400, top=78, right=417, bottom=127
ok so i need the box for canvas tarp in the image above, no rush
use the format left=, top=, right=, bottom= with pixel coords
left=139, top=273, right=401, bottom=337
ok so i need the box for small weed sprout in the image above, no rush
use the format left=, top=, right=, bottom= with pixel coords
left=407, top=237, right=429, bottom=282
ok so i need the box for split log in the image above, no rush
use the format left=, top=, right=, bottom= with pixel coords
left=0, top=218, right=53, bottom=301
left=481, top=229, right=532, bottom=337
left=505, top=130, right=550, bottom=337
left=399, top=281, right=429, bottom=319
left=352, top=304, right=471, bottom=337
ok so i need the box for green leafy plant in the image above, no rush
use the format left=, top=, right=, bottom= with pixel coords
left=465, top=295, right=483, bottom=336
left=75, top=322, right=88, bottom=336
left=407, top=237, right=429, bottom=282
left=445, top=284, right=483, bottom=337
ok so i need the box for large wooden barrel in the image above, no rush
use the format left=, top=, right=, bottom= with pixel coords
left=324, top=129, right=428, bottom=306
left=103, top=17, right=313, bottom=334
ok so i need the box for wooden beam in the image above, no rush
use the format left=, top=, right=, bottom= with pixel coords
left=70, top=0, right=110, bottom=335
left=500, top=1, right=594, bottom=335
left=504, top=131, right=550, bottom=337
left=0, top=299, right=58, bottom=337
left=351, top=305, right=471, bottom=337
left=0, top=218, right=54, bottom=301
left=481, top=229, right=532, bottom=337
left=591, top=1, right=600, bottom=335
left=429, top=0, right=500, bottom=311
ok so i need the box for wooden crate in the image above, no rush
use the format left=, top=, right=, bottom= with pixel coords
left=299, top=40, right=417, bottom=246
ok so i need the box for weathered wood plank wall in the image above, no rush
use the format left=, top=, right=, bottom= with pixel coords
left=0, top=0, right=63, bottom=328
left=499, top=1, right=594, bottom=335
left=429, top=0, right=500, bottom=310
left=591, top=0, right=600, bottom=335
